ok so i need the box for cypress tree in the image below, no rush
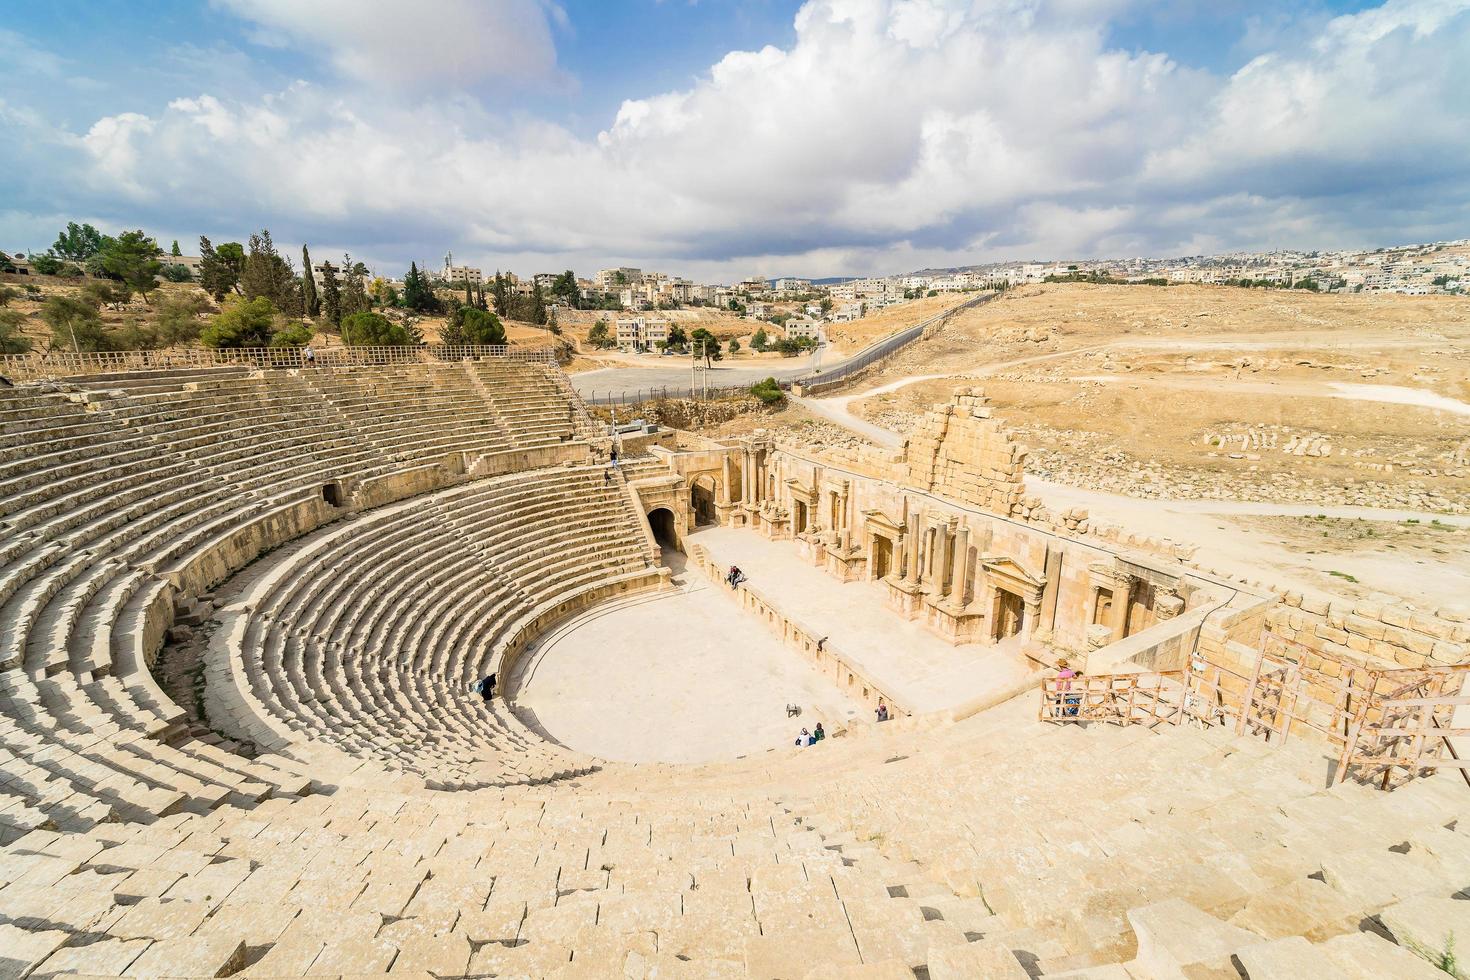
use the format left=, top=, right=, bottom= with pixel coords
left=301, top=245, right=320, bottom=318
left=320, top=262, right=341, bottom=327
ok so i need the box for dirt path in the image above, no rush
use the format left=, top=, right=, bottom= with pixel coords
left=1075, top=374, right=1470, bottom=417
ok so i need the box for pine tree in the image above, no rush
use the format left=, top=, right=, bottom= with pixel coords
left=476, top=282, right=488, bottom=311
left=342, top=253, right=369, bottom=317
left=464, top=278, right=473, bottom=307
left=529, top=282, right=547, bottom=325
left=170, top=240, right=182, bottom=257
left=301, top=245, right=320, bottom=318
left=320, top=262, right=342, bottom=327
left=491, top=271, right=510, bottom=316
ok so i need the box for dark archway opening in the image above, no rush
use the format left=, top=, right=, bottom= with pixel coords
left=648, top=507, right=677, bottom=550
left=322, top=482, right=344, bottom=507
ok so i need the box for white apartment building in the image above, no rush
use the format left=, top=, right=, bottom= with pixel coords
left=615, top=316, right=670, bottom=352
left=831, top=302, right=865, bottom=322
left=785, top=318, right=821, bottom=340
left=444, top=264, right=483, bottom=285
left=775, top=277, right=812, bottom=293
left=597, top=267, right=642, bottom=290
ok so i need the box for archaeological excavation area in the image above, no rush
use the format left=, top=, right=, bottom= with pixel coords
left=0, top=347, right=1467, bottom=980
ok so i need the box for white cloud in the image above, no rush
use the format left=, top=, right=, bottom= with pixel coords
left=211, top=0, right=564, bottom=90
left=9, top=0, right=1470, bottom=278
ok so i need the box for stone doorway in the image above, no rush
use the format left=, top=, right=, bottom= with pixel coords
left=994, top=589, right=1025, bottom=640
left=690, top=477, right=717, bottom=527
left=871, top=535, right=893, bottom=580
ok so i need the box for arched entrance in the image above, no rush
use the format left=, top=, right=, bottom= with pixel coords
left=690, top=476, right=717, bottom=527
left=648, top=507, right=677, bottom=551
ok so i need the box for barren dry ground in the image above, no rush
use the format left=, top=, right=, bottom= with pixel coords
left=718, top=282, right=1470, bottom=608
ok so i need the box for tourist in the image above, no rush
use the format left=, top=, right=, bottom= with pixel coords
left=1055, top=659, right=1077, bottom=718
left=475, top=673, right=496, bottom=702
left=796, top=728, right=811, bottom=747
left=813, top=723, right=825, bottom=742
left=604, top=468, right=611, bottom=485
left=876, top=701, right=889, bottom=723
left=304, top=345, right=316, bottom=366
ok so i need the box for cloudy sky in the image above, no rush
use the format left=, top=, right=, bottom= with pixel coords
left=2, top=0, right=1468, bottom=282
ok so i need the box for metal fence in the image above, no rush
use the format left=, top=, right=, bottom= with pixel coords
left=0, top=344, right=558, bottom=381
left=796, top=291, right=994, bottom=393
left=580, top=380, right=790, bottom=408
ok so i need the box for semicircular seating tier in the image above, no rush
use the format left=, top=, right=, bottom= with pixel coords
left=215, top=463, right=662, bottom=789
left=0, top=358, right=621, bottom=834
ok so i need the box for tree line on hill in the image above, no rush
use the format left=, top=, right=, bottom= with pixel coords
left=0, top=222, right=514, bottom=355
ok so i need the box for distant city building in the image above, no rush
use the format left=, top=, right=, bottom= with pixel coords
left=598, top=267, right=643, bottom=290
left=776, top=277, right=812, bottom=293
left=443, top=263, right=483, bottom=285
left=615, top=316, right=670, bottom=352
left=785, top=318, right=821, bottom=340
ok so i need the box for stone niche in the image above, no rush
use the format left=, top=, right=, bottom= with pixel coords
left=904, top=387, right=1027, bottom=517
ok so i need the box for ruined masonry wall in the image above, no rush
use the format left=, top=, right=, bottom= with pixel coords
left=905, top=387, right=1027, bottom=516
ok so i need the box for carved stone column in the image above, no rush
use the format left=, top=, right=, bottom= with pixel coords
left=1110, top=575, right=1135, bottom=642
left=903, top=511, right=921, bottom=586
left=948, top=524, right=970, bottom=608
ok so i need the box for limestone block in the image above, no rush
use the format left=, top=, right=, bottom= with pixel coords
left=1234, top=936, right=1350, bottom=979
left=1320, top=931, right=1448, bottom=979
left=108, top=898, right=213, bottom=941
left=389, top=931, right=471, bottom=975
left=1127, top=899, right=1266, bottom=979
left=1380, top=896, right=1470, bottom=978
left=0, top=925, right=71, bottom=980
left=122, top=935, right=246, bottom=978
left=30, top=937, right=150, bottom=980
left=926, top=939, right=1030, bottom=980
left=743, top=927, right=861, bottom=979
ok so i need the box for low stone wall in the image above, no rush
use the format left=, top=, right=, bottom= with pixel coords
left=167, top=496, right=336, bottom=597
left=491, top=567, right=671, bottom=683
left=687, top=544, right=905, bottom=715
left=468, top=442, right=591, bottom=479
left=1087, top=599, right=1227, bottom=675
left=1266, top=593, right=1469, bottom=670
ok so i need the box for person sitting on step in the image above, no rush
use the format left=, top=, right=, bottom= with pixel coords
left=474, top=673, right=496, bottom=702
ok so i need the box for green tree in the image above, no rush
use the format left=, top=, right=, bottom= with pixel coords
left=201, top=296, right=278, bottom=348
left=170, top=239, right=182, bottom=257
left=341, top=310, right=415, bottom=346
left=319, top=262, right=342, bottom=327
left=341, top=253, right=369, bottom=317
left=198, top=237, right=242, bottom=300
left=301, top=245, right=320, bottom=318
left=28, top=253, right=66, bottom=276
left=51, top=222, right=106, bottom=264
left=751, top=328, right=768, bottom=351
left=98, top=230, right=164, bottom=303
left=587, top=319, right=613, bottom=349
left=155, top=292, right=213, bottom=346
left=690, top=327, right=722, bottom=365
left=401, top=262, right=438, bottom=313
left=727, top=338, right=741, bottom=355
left=820, top=297, right=833, bottom=313
left=42, top=294, right=107, bottom=352
left=0, top=309, right=32, bottom=353
left=161, top=264, right=194, bottom=282
left=490, top=271, right=510, bottom=316
left=240, top=230, right=300, bottom=313
left=82, top=279, right=131, bottom=311
left=665, top=324, right=688, bottom=350
left=551, top=270, right=579, bottom=308
left=111, top=316, right=163, bottom=351
left=749, top=376, right=784, bottom=405
left=529, top=282, right=548, bottom=325
left=270, top=321, right=314, bottom=348
left=459, top=307, right=506, bottom=345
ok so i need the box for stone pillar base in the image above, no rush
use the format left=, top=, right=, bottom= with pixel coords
left=929, top=601, right=987, bottom=645
left=824, top=547, right=865, bottom=583
left=886, top=578, right=925, bottom=619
